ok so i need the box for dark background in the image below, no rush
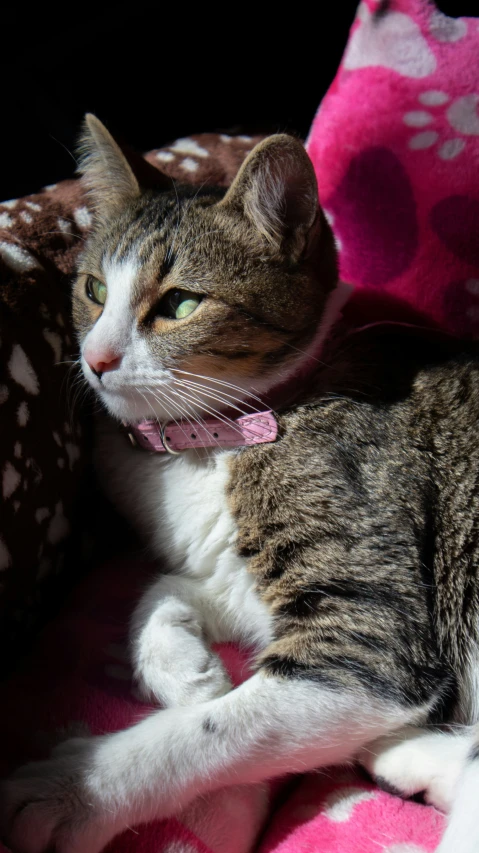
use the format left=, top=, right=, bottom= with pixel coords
left=1, top=1, right=475, bottom=202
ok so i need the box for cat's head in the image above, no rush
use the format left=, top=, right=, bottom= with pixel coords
left=72, top=115, right=338, bottom=424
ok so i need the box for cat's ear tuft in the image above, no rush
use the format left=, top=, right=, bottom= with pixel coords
left=77, top=114, right=141, bottom=217
left=220, top=135, right=319, bottom=254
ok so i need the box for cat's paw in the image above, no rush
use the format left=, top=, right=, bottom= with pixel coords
left=358, top=727, right=468, bottom=813
left=1, top=738, right=117, bottom=853
left=134, top=616, right=233, bottom=707
left=135, top=646, right=233, bottom=707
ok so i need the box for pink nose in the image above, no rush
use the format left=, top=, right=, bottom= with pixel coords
left=84, top=347, right=122, bottom=378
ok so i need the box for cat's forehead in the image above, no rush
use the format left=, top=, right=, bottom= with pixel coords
left=83, top=191, right=232, bottom=280
left=79, top=190, right=260, bottom=311
left=87, top=193, right=199, bottom=265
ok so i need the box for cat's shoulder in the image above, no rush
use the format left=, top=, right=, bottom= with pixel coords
left=239, top=323, right=479, bottom=466
left=306, top=323, right=479, bottom=409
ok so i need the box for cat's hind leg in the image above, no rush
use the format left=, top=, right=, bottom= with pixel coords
left=437, top=724, right=479, bottom=853
left=130, top=573, right=232, bottom=707
left=357, top=726, right=472, bottom=813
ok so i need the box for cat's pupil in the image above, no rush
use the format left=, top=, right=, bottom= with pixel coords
left=157, top=289, right=202, bottom=321
left=168, top=290, right=183, bottom=312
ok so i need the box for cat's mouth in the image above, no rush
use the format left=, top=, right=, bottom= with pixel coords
left=88, top=370, right=262, bottom=427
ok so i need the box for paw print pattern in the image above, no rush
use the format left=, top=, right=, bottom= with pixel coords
left=405, top=91, right=479, bottom=159
left=429, top=11, right=468, bottom=44
left=306, top=0, right=479, bottom=339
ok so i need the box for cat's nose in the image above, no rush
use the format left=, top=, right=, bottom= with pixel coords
left=84, top=347, right=122, bottom=380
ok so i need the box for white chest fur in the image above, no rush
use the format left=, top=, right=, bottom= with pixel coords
left=96, top=420, right=273, bottom=650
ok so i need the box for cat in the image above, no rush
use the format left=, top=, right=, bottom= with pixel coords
left=2, top=114, right=479, bottom=853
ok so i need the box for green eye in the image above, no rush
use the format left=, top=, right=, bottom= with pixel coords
left=86, top=277, right=107, bottom=305
left=176, top=297, right=200, bottom=319
left=158, top=289, right=202, bottom=320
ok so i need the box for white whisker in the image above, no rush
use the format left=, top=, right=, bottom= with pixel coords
left=35, top=229, right=86, bottom=242
left=162, top=387, right=224, bottom=450
left=174, top=377, right=260, bottom=418
left=144, top=388, right=208, bottom=457
left=282, top=341, right=327, bottom=367
left=142, top=388, right=193, bottom=445
left=171, top=369, right=266, bottom=408
left=165, top=384, right=245, bottom=439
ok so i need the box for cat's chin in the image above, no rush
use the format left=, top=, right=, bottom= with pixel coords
left=105, top=400, right=173, bottom=425
left=93, top=388, right=173, bottom=425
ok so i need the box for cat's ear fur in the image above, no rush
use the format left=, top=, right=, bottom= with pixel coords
left=77, top=114, right=170, bottom=217
left=220, top=135, right=320, bottom=256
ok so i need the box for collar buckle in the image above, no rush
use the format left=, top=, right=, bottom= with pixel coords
left=159, top=423, right=182, bottom=455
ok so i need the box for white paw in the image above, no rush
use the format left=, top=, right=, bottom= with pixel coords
left=1, top=738, right=117, bottom=853
left=135, top=639, right=233, bottom=707
left=134, top=614, right=233, bottom=707
left=358, top=727, right=468, bottom=813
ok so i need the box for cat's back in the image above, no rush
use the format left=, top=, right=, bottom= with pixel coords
left=231, top=325, right=479, bottom=534
left=229, top=326, right=479, bottom=703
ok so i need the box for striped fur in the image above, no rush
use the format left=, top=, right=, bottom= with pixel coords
left=3, top=117, right=479, bottom=853
left=73, top=119, right=479, bottom=845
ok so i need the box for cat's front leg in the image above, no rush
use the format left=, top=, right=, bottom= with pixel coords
left=1, top=737, right=116, bottom=853
left=130, top=573, right=232, bottom=706
left=2, top=672, right=419, bottom=853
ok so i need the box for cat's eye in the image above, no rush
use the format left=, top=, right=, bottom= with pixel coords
left=86, top=276, right=107, bottom=306
left=157, top=289, right=202, bottom=321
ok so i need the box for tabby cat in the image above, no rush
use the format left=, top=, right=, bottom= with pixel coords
left=2, top=115, right=479, bottom=853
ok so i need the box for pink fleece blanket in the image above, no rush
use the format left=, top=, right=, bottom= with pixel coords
left=0, top=558, right=445, bottom=853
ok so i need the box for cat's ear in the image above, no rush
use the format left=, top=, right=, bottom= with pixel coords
left=219, top=135, right=319, bottom=255
left=77, top=114, right=170, bottom=217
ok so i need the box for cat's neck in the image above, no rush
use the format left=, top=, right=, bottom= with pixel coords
left=260, top=280, right=353, bottom=412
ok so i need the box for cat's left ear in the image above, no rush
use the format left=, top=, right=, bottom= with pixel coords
left=219, top=134, right=319, bottom=257
left=77, top=114, right=170, bottom=219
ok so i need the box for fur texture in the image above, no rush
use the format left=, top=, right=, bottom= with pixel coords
left=2, top=116, right=479, bottom=853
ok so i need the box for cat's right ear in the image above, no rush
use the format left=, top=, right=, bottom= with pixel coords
left=219, top=134, right=320, bottom=259
left=77, top=114, right=170, bottom=218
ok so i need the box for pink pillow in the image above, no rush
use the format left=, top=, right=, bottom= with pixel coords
left=307, top=0, right=479, bottom=337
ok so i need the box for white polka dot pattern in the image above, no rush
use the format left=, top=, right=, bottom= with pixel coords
left=0, top=241, right=41, bottom=272
left=162, top=842, right=198, bottom=853
left=8, top=345, right=39, bottom=394
left=73, top=206, right=92, bottom=229
left=169, top=138, right=210, bottom=158
left=0, top=213, right=13, bottom=228
left=322, top=786, right=377, bottom=822
left=429, top=11, right=467, bottom=43
left=181, top=157, right=200, bottom=173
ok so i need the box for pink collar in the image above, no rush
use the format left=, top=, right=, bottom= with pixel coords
left=129, top=411, right=278, bottom=454
left=126, top=283, right=353, bottom=454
